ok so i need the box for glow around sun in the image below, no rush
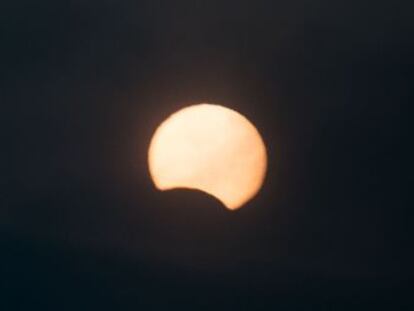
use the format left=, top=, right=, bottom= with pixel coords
left=148, top=104, right=267, bottom=210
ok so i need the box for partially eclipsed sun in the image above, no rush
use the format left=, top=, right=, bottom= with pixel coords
left=148, top=104, right=267, bottom=210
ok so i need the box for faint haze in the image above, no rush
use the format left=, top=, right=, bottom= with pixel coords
left=1, top=0, right=413, bottom=309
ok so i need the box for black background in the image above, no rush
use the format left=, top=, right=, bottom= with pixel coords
left=1, top=0, right=413, bottom=309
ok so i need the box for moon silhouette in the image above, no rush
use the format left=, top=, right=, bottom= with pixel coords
left=148, top=104, right=267, bottom=210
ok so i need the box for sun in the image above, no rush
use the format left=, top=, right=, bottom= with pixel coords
left=148, top=103, right=267, bottom=210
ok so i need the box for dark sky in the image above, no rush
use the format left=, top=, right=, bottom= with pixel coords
left=1, top=0, right=413, bottom=309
